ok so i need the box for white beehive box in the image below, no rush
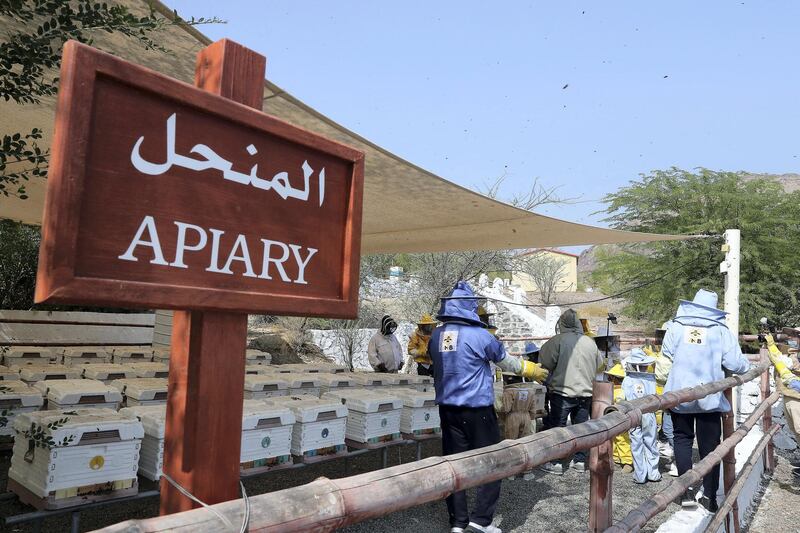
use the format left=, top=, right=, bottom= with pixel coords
left=8, top=408, right=143, bottom=507
left=381, top=374, right=415, bottom=389
left=112, top=348, right=153, bottom=365
left=245, top=349, right=272, bottom=365
left=81, top=364, right=138, bottom=384
left=110, top=378, right=169, bottom=407
left=404, top=374, right=434, bottom=392
left=322, top=390, right=402, bottom=444
left=244, top=364, right=275, bottom=375
left=317, top=374, right=356, bottom=396
left=127, top=362, right=169, bottom=378
left=119, top=404, right=165, bottom=481
left=243, top=374, right=289, bottom=399
left=151, top=347, right=171, bottom=363
left=269, top=396, right=348, bottom=457
left=392, top=388, right=440, bottom=436
left=0, top=381, right=44, bottom=439
left=282, top=374, right=321, bottom=397
left=309, top=363, right=349, bottom=374
left=0, top=364, right=20, bottom=381
left=276, top=363, right=321, bottom=374
left=34, top=380, right=122, bottom=410
left=19, top=365, right=82, bottom=385
left=240, top=400, right=295, bottom=470
left=61, top=348, right=111, bottom=366
left=4, top=347, right=54, bottom=366
left=349, top=373, right=390, bottom=389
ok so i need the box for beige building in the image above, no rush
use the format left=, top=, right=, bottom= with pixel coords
left=512, top=248, right=579, bottom=293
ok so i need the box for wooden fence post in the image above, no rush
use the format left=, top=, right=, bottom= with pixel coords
left=722, top=387, right=740, bottom=533
left=760, top=348, right=775, bottom=472
left=160, top=40, right=266, bottom=515
left=589, top=380, right=614, bottom=532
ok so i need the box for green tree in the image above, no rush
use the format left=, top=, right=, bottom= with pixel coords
left=0, top=0, right=221, bottom=198
left=0, top=220, right=40, bottom=308
left=590, top=168, right=800, bottom=332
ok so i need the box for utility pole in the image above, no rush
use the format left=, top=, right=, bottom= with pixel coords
left=720, top=228, right=741, bottom=421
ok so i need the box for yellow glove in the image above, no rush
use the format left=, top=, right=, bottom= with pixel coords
left=764, top=334, right=776, bottom=347
left=643, top=345, right=657, bottom=358
left=521, top=360, right=549, bottom=382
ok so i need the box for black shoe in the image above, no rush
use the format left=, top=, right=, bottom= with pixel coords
left=699, top=496, right=718, bottom=513
left=681, top=487, right=698, bottom=508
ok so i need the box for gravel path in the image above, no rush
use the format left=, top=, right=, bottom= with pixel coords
left=0, top=439, right=681, bottom=533
left=747, top=451, right=800, bottom=533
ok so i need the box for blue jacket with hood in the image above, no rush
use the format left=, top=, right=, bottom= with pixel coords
left=663, top=300, right=750, bottom=413
left=429, top=282, right=507, bottom=408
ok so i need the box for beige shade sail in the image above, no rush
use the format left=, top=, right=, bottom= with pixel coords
left=0, top=0, right=688, bottom=253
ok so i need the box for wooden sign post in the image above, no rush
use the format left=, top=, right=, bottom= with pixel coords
left=36, top=39, right=364, bottom=514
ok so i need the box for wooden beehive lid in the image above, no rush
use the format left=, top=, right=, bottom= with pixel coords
left=33, top=379, right=122, bottom=404
left=312, top=363, right=349, bottom=374
left=268, top=396, right=347, bottom=422
left=381, top=374, right=414, bottom=387
left=244, top=364, right=275, bottom=375
left=390, top=388, right=436, bottom=408
left=404, top=375, right=433, bottom=385
left=18, top=364, right=82, bottom=381
left=241, top=399, right=295, bottom=429
left=321, top=389, right=402, bottom=413
left=81, top=364, right=137, bottom=380
left=0, top=380, right=44, bottom=407
left=119, top=404, right=166, bottom=437
left=245, top=349, right=272, bottom=361
left=109, top=378, right=168, bottom=399
left=349, top=373, right=388, bottom=387
left=243, top=374, right=289, bottom=392
left=13, top=408, right=144, bottom=446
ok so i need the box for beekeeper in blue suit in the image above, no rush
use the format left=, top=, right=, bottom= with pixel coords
left=663, top=289, right=750, bottom=512
left=622, top=348, right=661, bottom=484
left=429, top=281, right=548, bottom=533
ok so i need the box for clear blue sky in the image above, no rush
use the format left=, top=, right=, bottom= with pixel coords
left=169, top=1, right=800, bottom=231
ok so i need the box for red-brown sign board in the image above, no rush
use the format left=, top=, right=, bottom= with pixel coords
left=36, top=42, right=364, bottom=317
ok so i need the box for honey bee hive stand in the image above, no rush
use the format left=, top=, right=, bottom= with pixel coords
left=110, top=378, right=169, bottom=407
left=119, top=404, right=166, bottom=481
left=81, top=364, right=137, bottom=384
left=268, top=396, right=348, bottom=463
left=240, top=399, right=296, bottom=474
left=243, top=374, right=289, bottom=399
left=8, top=408, right=144, bottom=509
left=322, top=389, right=403, bottom=447
left=33, top=379, right=122, bottom=410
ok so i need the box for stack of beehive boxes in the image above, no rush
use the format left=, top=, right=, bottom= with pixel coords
left=322, top=389, right=402, bottom=445
left=8, top=408, right=143, bottom=508
left=269, top=396, right=348, bottom=462
left=111, top=348, right=153, bottom=365
left=243, top=374, right=289, bottom=399
left=81, top=364, right=137, bottom=384
left=119, top=404, right=165, bottom=481
left=110, top=378, right=169, bottom=407
left=0, top=381, right=44, bottom=444
left=60, top=348, right=112, bottom=366
left=392, top=388, right=440, bottom=438
left=240, top=399, right=295, bottom=473
left=34, top=379, right=122, bottom=410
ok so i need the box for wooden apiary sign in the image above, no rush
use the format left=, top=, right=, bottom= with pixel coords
left=35, top=41, right=364, bottom=317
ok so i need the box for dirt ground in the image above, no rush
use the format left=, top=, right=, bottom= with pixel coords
left=747, top=450, right=800, bottom=533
